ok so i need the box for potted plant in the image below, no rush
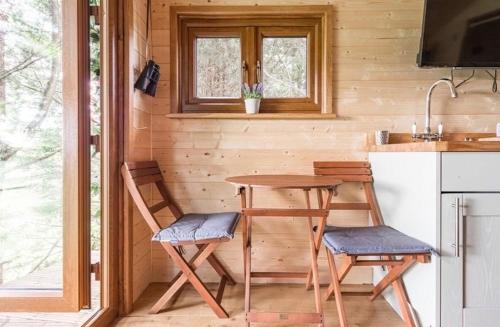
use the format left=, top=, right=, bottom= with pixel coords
left=242, top=82, right=264, bottom=114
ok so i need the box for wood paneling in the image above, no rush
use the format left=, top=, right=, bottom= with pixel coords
left=124, top=0, right=154, bottom=305
left=130, top=0, right=500, bottom=293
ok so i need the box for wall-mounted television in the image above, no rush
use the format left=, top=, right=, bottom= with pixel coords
left=418, top=0, right=500, bottom=68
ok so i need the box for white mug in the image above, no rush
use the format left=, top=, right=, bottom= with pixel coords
left=375, top=130, right=390, bottom=145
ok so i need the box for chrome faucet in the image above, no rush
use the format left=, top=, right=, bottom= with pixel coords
left=413, top=78, right=458, bottom=142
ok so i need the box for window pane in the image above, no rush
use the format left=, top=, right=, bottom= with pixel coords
left=263, top=37, right=307, bottom=98
left=196, top=37, right=241, bottom=98
left=0, top=0, right=63, bottom=290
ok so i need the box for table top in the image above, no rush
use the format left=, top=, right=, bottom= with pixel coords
left=225, top=174, right=342, bottom=189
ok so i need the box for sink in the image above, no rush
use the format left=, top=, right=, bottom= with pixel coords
left=370, top=133, right=500, bottom=152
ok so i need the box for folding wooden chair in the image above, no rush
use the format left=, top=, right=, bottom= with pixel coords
left=313, top=161, right=433, bottom=327
left=122, top=161, right=240, bottom=318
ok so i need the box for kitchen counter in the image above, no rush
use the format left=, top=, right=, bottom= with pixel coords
left=370, top=133, right=500, bottom=152
left=369, top=149, right=500, bottom=327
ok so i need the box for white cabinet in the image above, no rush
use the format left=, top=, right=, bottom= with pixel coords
left=369, top=151, right=500, bottom=327
left=441, top=153, right=500, bottom=192
left=441, top=193, right=500, bottom=327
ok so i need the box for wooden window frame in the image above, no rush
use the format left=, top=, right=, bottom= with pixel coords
left=170, top=6, right=333, bottom=114
left=186, top=27, right=248, bottom=111
left=257, top=26, right=319, bottom=112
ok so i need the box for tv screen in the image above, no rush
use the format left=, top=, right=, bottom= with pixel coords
left=418, top=0, right=500, bottom=67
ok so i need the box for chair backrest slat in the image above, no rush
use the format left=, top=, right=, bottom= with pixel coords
left=149, top=200, right=170, bottom=214
left=313, top=161, right=383, bottom=226
left=129, top=167, right=161, bottom=178
left=329, top=203, right=371, bottom=211
left=314, top=161, right=370, bottom=168
left=126, top=161, right=158, bottom=170
left=314, top=161, right=373, bottom=182
left=134, top=173, right=163, bottom=186
left=122, top=161, right=184, bottom=234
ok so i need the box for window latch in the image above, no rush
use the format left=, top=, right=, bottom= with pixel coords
left=242, top=60, right=247, bottom=83
left=90, top=134, right=101, bottom=154
left=90, top=262, right=101, bottom=281
left=90, top=5, right=100, bottom=26
left=256, top=60, right=262, bottom=83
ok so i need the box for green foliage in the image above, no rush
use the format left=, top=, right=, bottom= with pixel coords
left=196, top=38, right=241, bottom=98
left=194, top=36, right=307, bottom=100
left=263, top=37, right=307, bottom=98
left=242, top=82, right=264, bottom=100
left=0, top=0, right=102, bottom=287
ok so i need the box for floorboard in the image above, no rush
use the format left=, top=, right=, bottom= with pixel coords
left=114, top=283, right=406, bottom=327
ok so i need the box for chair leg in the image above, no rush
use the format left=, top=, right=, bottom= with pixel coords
left=393, top=277, right=417, bottom=327
left=325, top=255, right=353, bottom=301
left=160, top=242, right=229, bottom=318
left=326, top=250, right=349, bottom=327
left=201, top=246, right=236, bottom=285
left=383, top=255, right=417, bottom=327
left=149, top=243, right=214, bottom=314
left=370, top=256, right=416, bottom=301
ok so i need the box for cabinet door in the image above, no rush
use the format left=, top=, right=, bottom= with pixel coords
left=442, top=194, right=500, bottom=327
left=441, top=193, right=463, bottom=327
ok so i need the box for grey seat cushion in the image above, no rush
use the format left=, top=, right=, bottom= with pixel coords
left=152, top=212, right=240, bottom=244
left=323, top=225, right=434, bottom=255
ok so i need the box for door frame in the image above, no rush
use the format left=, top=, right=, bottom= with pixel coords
left=0, top=0, right=90, bottom=312
left=0, top=0, right=124, bottom=320
left=83, top=0, right=124, bottom=324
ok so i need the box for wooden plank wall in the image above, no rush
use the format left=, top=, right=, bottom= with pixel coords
left=125, top=0, right=154, bottom=302
left=127, top=0, right=500, bottom=296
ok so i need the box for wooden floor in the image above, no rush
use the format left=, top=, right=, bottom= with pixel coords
left=0, top=276, right=100, bottom=326
left=114, top=283, right=406, bottom=327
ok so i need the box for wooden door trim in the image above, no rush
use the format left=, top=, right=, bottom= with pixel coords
left=120, top=0, right=135, bottom=316
left=85, top=0, right=124, bottom=323
left=78, top=0, right=92, bottom=310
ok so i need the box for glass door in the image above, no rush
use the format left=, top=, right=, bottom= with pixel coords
left=89, top=0, right=102, bottom=311
left=0, top=0, right=94, bottom=311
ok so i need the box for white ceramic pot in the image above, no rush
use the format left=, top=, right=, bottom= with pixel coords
left=244, top=99, right=261, bottom=114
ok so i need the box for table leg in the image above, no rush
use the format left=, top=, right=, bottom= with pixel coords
left=304, top=189, right=324, bottom=326
left=306, top=189, right=333, bottom=290
left=245, top=187, right=253, bottom=327
left=239, top=187, right=247, bottom=280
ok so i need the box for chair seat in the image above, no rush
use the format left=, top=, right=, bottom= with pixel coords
left=323, top=225, right=434, bottom=255
left=153, top=212, right=241, bottom=244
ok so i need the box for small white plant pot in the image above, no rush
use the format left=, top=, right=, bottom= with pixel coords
left=244, top=99, right=261, bottom=114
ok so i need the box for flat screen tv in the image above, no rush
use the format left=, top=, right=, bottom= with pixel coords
left=418, top=0, right=500, bottom=67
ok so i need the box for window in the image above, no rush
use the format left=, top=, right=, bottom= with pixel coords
left=171, top=7, right=333, bottom=114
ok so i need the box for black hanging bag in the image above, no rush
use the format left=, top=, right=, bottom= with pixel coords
left=134, top=0, right=159, bottom=97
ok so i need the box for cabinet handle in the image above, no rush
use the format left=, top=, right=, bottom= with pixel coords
left=454, top=197, right=460, bottom=258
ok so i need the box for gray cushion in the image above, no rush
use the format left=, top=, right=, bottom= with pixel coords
left=323, top=225, right=434, bottom=255
left=152, top=212, right=240, bottom=244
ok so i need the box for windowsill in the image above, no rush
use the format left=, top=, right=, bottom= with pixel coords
left=165, top=113, right=337, bottom=120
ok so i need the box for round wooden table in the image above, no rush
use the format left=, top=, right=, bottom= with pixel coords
left=226, top=174, right=343, bottom=190
left=226, top=175, right=342, bottom=327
